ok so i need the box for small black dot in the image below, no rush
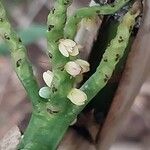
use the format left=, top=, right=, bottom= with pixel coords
left=60, top=67, right=64, bottom=71
left=18, top=38, right=22, bottom=42
left=55, top=39, right=59, bottom=43
left=104, top=58, right=108, bottom=62
left=48, top=25, right=54, bottom=31
left=129, top=25, right=133, bottom=33
left=64, top=0, right=70, bottom=5
left=52, top=87, right=57, bottom=93
left=115, top=54, right=120, bottom=61
left=111, top=4, right=115, bottom=7
left=105, top=74, right=109, bottom=78
left=16, top=59, right=22, bottom=67
left=4, top=33, right=10, bottom=40
left=96, top=10, right=100, bottom=14
left=118, top=36, right=124, bottom=43
left=104, top=77, right=108, bottom=82
left=104, top=74, right=109, bottom=82
left=48, top=52, right=53, bottom=59
left=51, top=8, right=55, bottom=14
left=0, top=18, right=3, bottom=22
left=47, top=108, right=59, bottom=114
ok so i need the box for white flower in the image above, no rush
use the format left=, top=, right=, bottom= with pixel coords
left=59, top=39, right=81, bottom=57
left=43, top=70, right=54, bottom=87
left=75, top=59, right=90, bottom=73
left=67, top=88, right=87, bottom=106
left=64, top=61, right=81, bottom=77
left=39, top=87, right=51, bottom=99
left=64, top=59, right=90, bottom=77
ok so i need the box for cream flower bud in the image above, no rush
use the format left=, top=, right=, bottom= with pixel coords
left=67, top=88, right=87, bottom=106
left=75, top=59, right=90, bottom=73
left=43, top=70, right=54, bottom=87
left=39, top=87, right=51, bottom=99
left=64, top=61, right=81, bottom=77
left=59, top=39, right=81, bottom=57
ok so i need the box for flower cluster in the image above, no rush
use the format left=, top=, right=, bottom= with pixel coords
left=39, top=70, right=53, bottom=99
left=58, top=39, right=81, bottom=57
left=59, top=39, right=89, bottom=106
left=67, top=88, right=87, bottom=106
left=65, top=59, right=90, bottom=77
left=39, top=39, right=89, bottom=106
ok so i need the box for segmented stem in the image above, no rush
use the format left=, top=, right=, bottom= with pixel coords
left=0, top=2, right=42, bottom=106
left=70, top=2, right=140, bottom=115
left=47, top=0, right=74, bottom=100
left=64, top=0, right=131, bottom=39
left=47, top=0, right=72, bottom=68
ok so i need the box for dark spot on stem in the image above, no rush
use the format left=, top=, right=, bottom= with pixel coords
left=51, top=8, right=55, bottom=14
left=55, top=39, right=59, bottom=43
left=64, top=16, right=67, bottom=23
left=118, top=36, right=124, bottom=43
left=0, top=18, right=3, bottom=22
left=64, top=0, right=70, bottom=5
left=129, top=25, right=133, bottom=33
left=48, top=25, right=54, bottom=31
left=18, top=38, right=22, bottom=43
left=52, top=87, right=58, bottom=93
left=103, top=58, right=108, bottom=62
left=60, top=67, right=64, bottom=71
left=111, top=4, right=115, bottom=7
left=74, top=14, right=77, bottom=18
left=57, top=65, right=65, bottom=71
left=104, top=78, right=108, bottom=82
left=115, top=54, right=120, bottom=61
left=104, top=74, right=109, bottom=82
left=48, top=52, right=53, bottom=59
left=96, top=10, right=100, bottom=14
left=47, top=108, right=59, bottom=114
left=16, top=59, right=22, bottom=67
left=4, top=33, right=10, bottom=40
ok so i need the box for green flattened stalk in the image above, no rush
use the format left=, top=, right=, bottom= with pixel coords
left=72, top=1, right=141, bottom=114
left=0, top=2, right=43, bottom=106
left=47, top=0, right=74, bottom=101
left=64, top=0, right=130, bottom=39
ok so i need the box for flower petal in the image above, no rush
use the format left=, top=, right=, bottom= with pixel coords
left=39, top=86, right=51, bottom=99
left=67, top=88, right=87, bottom=106
left=62, top=39, right=76, bottom=47
left=70, top=118, right=77, bottom=126
left=75, top=59, right=90, bottom=73
left=69, top=45, right=79, bottom=56
left=59, top=43, right=69, bottom=57
left=43, top=70, right=54, bottom=87
left=65, top=46, right=73, bottom=53
left=65, top=61, right=81, bottom=77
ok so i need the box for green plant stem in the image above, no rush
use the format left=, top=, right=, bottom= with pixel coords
left=0, top=1, right=141, bottom=150
left=47, top=0, right=73, bottom=69
left=74, top=2, right=141, bottom=114
left=19, top=106, right=77, bottom=150
left=0, top=1, right=42, bottom=106
left=47, top=0, right=75, bottom=101
left=64, top=0, right=131, bottom=39
left=19, top=3, right=140, bottom=150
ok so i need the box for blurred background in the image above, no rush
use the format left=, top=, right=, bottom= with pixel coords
left=0, top=0, right=150, bottom=150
